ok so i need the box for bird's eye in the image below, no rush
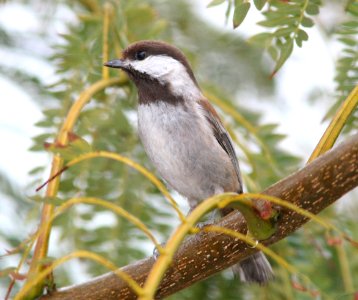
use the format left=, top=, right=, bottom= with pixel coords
left=135, top=51, right=147, bottom=61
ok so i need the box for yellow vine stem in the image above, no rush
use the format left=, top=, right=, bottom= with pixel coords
left=16, top=196, right=158, bottom=299
left=336, top=241, right=354, bottom=293
left=139, top=192, right=344, bottom=299
left=15, top=250, right=144, bottom=300
left=102, top=2, right=112, bottom=80
left=293, top=0, right=309, bottom=41
left=23, top=77, right=125, bottom=298
left=16, top=234, right=37, bottom=273
left=205, top=90, right=283, bottom=176
left=308, top=85, right=358, bottom=163
left=218, top=194, right=340, bottom=233
left=78, top=0, right=101, bottom=14
left=205, top=92, right=257, bottom=133
left=55, top=197, right=163, bottom=252
left=219, top=194, right=355, bottom=247
left=139, top=193, right=230, bottom=300
left=4, top=231, right=37, bottom=267
left=66, top=152, right=186, bottom=222
left=6, top=231, right=37, bottom=299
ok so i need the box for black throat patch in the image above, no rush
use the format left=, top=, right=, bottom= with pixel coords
left=135, top=78, right=185, bottom=106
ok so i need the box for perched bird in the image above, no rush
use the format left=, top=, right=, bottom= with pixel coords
left=104, top=40, right=273, bottom=284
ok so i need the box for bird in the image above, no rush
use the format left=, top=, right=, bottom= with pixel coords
left=104, top=40, right=273, bottom=284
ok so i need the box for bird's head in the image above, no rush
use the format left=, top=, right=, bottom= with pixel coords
left=104, top=40, right=201, bottom=103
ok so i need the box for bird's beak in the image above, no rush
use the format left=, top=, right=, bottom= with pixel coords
left=104, top=59, right=125, bottom=69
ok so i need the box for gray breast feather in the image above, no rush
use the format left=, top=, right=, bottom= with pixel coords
left=138, top=101, right=239, bottom=207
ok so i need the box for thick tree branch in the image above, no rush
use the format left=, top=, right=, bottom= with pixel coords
left=43, top=134, right=358, bottom=300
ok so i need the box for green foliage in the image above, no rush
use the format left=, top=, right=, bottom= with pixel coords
left=207, top=0, right=325, bottom=74
left=233, top=2, right=251, bottom=29
left=325, top=3, right=358, bottom=132
left=44, top=133, right=92, bottom=162
left=251, top=0, right=322, bottom=75
left=208, top=0, right=227, bottom=8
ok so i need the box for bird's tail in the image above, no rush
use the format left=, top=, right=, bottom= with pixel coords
left=232, top=251, right=273, bottom=284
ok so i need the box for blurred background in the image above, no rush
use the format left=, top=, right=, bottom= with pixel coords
left=0, top=0, right=357, bottom=299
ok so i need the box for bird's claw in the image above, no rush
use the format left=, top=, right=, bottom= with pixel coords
left=153, top=242, right=166, bottom=260
left=196, top=220, right=215, bottom=230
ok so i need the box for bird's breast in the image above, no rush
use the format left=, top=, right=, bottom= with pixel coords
left=138, top=101, right=203, bottom=173
left=137, top=101, right=238, bottom=203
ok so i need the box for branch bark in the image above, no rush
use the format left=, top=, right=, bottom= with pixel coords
left=42, top=134, right=358, bottom=300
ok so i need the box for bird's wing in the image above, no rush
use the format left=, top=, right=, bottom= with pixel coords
left=198, top=98, right=243, bottom=193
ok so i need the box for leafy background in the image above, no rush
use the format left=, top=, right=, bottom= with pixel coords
left=0, top=0, right=357, bottom=299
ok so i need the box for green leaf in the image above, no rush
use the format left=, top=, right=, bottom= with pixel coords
left=253, top=0, right=266, bottom=10
left=272, top=39, right=294, bottom=76
left=301, top=16, right=314, bottom=28
left=29, top=195, right=64, bottom=206
left=248, top=32, right=272, bottom=46
left=207, top=0, right=226, bottom=8
left=341, top=21, right=358, bottom=28
left=233, top=2, right=251, bottom=28
left=338, top=37, right=357, bottom=47
left=258, top=16, right=297, bottom=27
left=29, top=166, right=45, bottom=175
left=347, top=2, right=358, bottom=16
left=273, top=27, right=294, bottom=37
left=268, top=45, right=279, bottom=60
left=269, top=3, right=301, bottom=14
left=306, top=4, right=320, bottom=15
left=69, top=133, right=92, bottom=153
left=297, top=29, right=309, bottom=41
left=224, top=0, right=233, bottom=22
left=295, top=29, right=309, bottom=47
left=37, top=256, right=56, bottom=266
left=43, top=108, right=61, bottom=117
left=0, top=267, right=16, bottom=278
left=44, top=134, right=92, bottom=161
left=229, top=201, right=277, bottom=240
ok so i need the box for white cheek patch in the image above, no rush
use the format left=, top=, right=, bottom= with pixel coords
left=130, top=55, right=178, bottom=79
left=129, top=55, right=202, bottom=100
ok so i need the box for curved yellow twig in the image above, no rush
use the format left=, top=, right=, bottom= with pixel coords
left=24, top=77, right=126, bottom=298
left=58, top=78, right=126, bottom=143
left=65, top=151, right=186, bottom=222
left=55, top=197, right=163, bottom=252
left=139, top=193, right=230, bottom=299
left=205, top=90, right=283, bottom=176
left=15, top=195, right=161, bottom=299
left=102, top=2, right=112, bottom=80
left=140, top=192, right=351, bottom=299
left=15, top=250, right=143, bottom=300
left=308, top=85, right=358, bottom=163
left=218, top=194, right=337, bottom=232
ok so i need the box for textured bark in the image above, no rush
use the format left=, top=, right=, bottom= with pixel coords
left=42, top=134, right=358, bottom=300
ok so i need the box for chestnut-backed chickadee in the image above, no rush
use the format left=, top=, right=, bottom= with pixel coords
left=104, top=40, right=273, bottom=284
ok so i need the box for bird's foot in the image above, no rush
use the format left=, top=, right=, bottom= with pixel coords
left=195, top=219, right=215, bottom=230
left=152, top=242, right=166, bottom=260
